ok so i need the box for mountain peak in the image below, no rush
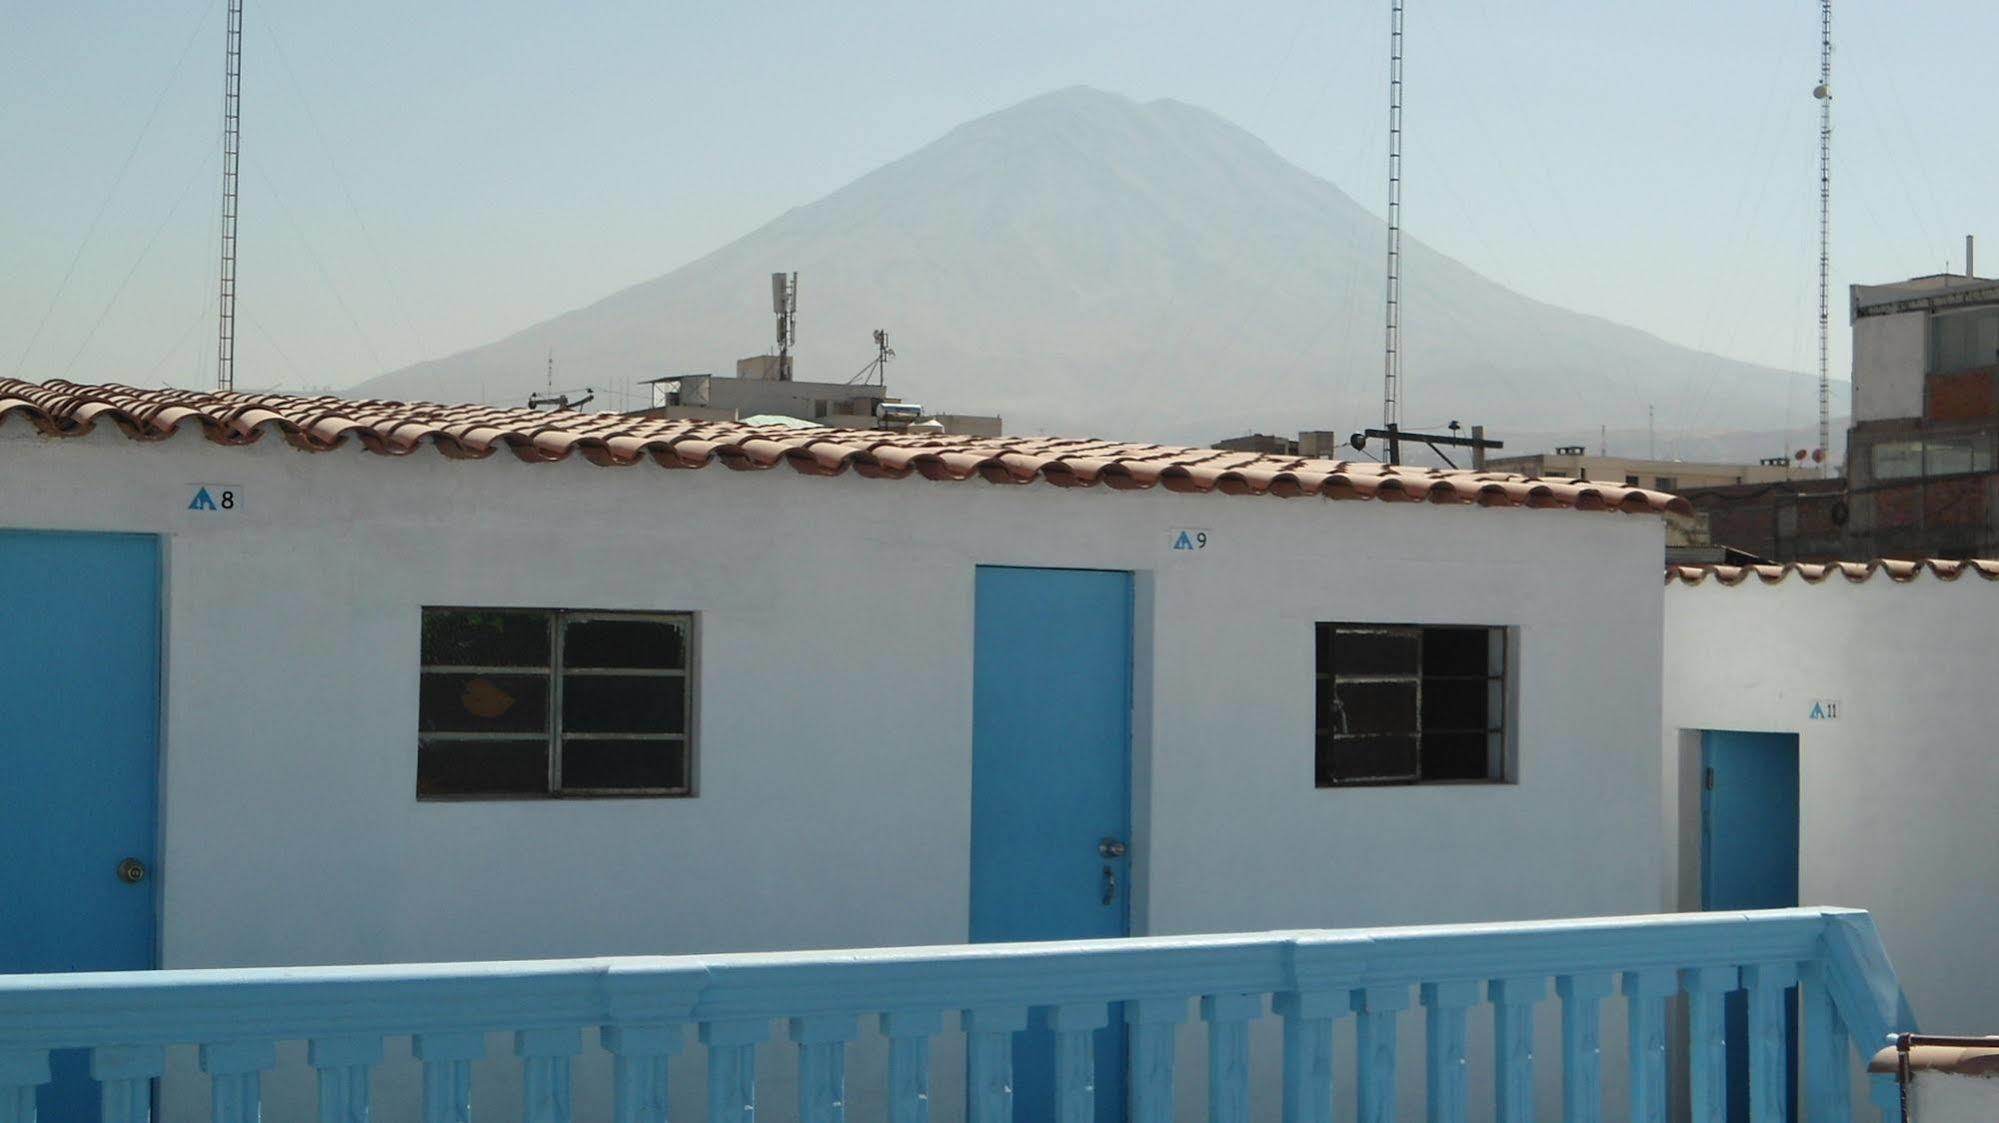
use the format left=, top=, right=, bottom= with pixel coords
left=352, top=91, right=1826, bottom=446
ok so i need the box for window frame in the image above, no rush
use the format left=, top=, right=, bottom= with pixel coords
left=418, top=607, right=698, bottom=800
left=1313, top=622, right=1515, bottom=789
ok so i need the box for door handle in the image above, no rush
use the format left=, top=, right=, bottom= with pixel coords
left=1101, top=864, right=1117, bottom=906
left=117, top=857, right=148, bottom=884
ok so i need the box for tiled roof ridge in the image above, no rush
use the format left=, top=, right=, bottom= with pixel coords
left=1667, top=559, right=1999, bottom=586
left=0, top=379, right=1691, bottom=516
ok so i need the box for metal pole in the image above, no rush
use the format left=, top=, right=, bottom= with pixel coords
left=216, top=0, right=243, bottom=392
left=1815, top=0, right=1832, bottom=472
left=1382, top=0, right=1405, bottom=430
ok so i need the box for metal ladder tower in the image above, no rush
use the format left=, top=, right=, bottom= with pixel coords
left=217, top=0, right=243, bottom=392
left=1814, top=0, right=1832, bottom=470
left=1382, top=0, right=1405, bottom=430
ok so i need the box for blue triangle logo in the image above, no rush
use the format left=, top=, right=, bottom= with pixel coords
left=1173, top=531, right=1194, bottom=550
left=1809, top=702, right=1825, bottom=720
left=188, top=487, right=218, bottom=511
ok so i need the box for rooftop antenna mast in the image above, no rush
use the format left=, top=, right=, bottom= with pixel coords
left=1381, top=0, right=1405, bottom=431
left=1813, top=0, right=1832, bottom=473
left=772, top=272, right=798, bottom=382
left=216, top=0, right=244, bottom=391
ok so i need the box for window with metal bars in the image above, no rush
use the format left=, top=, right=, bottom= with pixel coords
left=418, top=608, right=693, bottom=799
left=1314, top=624, right=1508, bottom=786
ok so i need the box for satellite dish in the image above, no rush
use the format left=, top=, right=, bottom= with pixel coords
left=1349, top=433, right=1368, bottom=451
left=1812, top=83, right=1831, bottom=100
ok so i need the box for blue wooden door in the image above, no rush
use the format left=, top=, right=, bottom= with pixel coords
left=972, top=567, right=1132, bottom=1123
left=0, top=531, right=161, bottom=1123
left=1701, top=730, right=1800, bottom=1123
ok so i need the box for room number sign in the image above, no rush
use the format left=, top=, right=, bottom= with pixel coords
left=186, top=485, right=242, bottom=512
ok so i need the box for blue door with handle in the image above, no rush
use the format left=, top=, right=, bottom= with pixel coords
left=972, top=566, right=1132, bottom=1123
left=0, top=531, right=161, bottom=1123
left=1701, top=729, right=1800, bottom=1123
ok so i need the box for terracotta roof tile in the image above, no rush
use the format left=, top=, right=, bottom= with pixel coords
left=0, top=379, right=1691, bottom=517
left=1667, top=559, right=1999, bottom=586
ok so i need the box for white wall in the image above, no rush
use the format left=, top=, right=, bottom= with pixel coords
left=1664, top=577, right=1999, bottom=1036
left=1853, top=311, right=1926, bottom=423
left=2, top=423, right=1670, bottom=1120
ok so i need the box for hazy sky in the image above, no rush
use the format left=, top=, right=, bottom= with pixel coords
left=4, top=1, right=1991, bottom=436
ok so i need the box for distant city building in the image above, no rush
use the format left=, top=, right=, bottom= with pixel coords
left=1840, top=268, right=1999, bottom=558
left=1485, top=449, right=1810, bottom=493
left=1211, top=433, right=1298, bottom=456
left=632, top=361, right=1002, bottom=438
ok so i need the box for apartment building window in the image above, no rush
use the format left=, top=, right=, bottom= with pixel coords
left=1930, top=307, right=1999, bottom=375
left=1871, top=436, right=1995, bottom=481
left=1315, top=624, right=1509, bottom=786
left=418, top=609, right=693, bottom=799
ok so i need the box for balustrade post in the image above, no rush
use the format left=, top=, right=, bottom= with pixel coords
left=199, top=1040, right=276, bottom=1123
left=1421, top=980, right=1480, bottom=1123
left=699, top=1020, right=769, bottom=1123
left=0, top=1049, right=49, bottom=1123
left=879, top=1010, right=943, bottom=1123
left=1042, top=1005, right=1107, bottom=1123
left=309, top=1036, right=383, bottom=1123
left=91, top=1045, right=166, bottom=1123
left=1680, top=967, right=1736, bottom=1123
left=1273, top=991, right=1341, bottom=1123
left=1489, top=977, right=1544, bottom=1123
left=412, top=1031, right=486, bottom=1123
left=601, top=1025, right=683, bottom=1123
left=789, top=1015, right=857, bottom=1123
left=1125, top=997, right=1186, bottom=1123
left=961, top=1007, right=1027, bottom=1123
left=1623, top=969, right=1676, bottom=1123
left=1800, top=963, right=1851, bottom=1123
left=1200, top=993, right=1260, bottom=1123
left=1554, top=973, right=1614, bottom=1123
left=1742, top=963, right=1800, bottom=1123
left=1867, top=1072, right=1900, bottom=1123
left=1351, top=985, right=1409, bottom=1123
left=517, top=1027, right=582, bottom=1123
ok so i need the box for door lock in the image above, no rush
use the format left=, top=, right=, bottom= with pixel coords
left=1098, top=837, right=1126, bottom=859
left=117, top=857, right=148, bottom=884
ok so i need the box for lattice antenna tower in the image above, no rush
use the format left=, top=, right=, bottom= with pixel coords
left=216, top=0, right=244, bottom=391
left=1382, top=0, right=1405, bottom=429
left=1814, top=0, right=1832, bottom=470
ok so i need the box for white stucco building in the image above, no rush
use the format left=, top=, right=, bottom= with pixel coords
left=1663, top=559, right=1999, bottom=1039
left=0, top=377, right=1692, bottom=978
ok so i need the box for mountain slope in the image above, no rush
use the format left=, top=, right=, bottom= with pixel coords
left=352, top=87, right=1837, bottom=447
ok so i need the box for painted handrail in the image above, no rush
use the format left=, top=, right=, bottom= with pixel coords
left=0, top=908, right=1914, bottom=1123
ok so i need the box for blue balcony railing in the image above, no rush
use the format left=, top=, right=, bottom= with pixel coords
left=0, top=907, right=1914, bottom=1123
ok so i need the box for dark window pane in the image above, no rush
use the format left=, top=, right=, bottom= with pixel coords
left=1421, top=677, right=1490, bottom=732
left=422, top=610, right=550, bottom=667
left=1423, top=627, right=1493, bottom=677
left=419, top=673, right=550, bottom=734
left=1318, top=734, right=1419, bottom=784
left=1328, top=680, right=1417, bottom=735
left=1324, top=627, right=1420, bottom=676
left=1421, top=732, right=1492, bottom=781
left=564, top=617, right=687, bottom=670
left=561, top=740, right=688, bottom=792
left=562, top=675, right=687, bottom=734
left=418, top=740, right=549, bottom=797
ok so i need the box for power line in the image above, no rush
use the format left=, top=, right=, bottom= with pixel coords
left=10, top=0, right=217, bottom=380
